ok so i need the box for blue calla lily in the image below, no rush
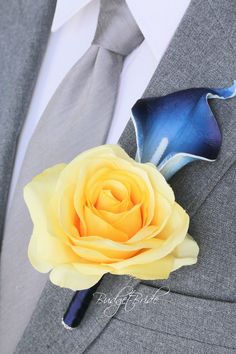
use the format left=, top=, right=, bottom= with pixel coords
left=132, top=81, right=236, bottom=180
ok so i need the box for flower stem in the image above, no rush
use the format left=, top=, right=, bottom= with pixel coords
left=62, top=282, right=101, bottom=329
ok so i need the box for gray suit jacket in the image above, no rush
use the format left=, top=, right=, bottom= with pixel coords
left=0, top=0, right=235, bottom=353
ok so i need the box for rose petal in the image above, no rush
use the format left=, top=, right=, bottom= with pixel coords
left=110, top=203, right=189, bottom=269
left=96, top=203, right=142, bottom=237
left=83, top=206, right=129, bottom=242
left=141, top=162, right=175, bottom=203
left=127, top=225, right=164, bottom=243
left=172, top=233, right=199, bottom=271
left=72, top=245, right=123, bottom=263
left=113, top=255, right=174, bottom=280
left=28, top=228, right=79, bottom=272
left=56, top=185, right=80, bottom=238
left=70, top=234, right=161, bottom=256
left=49, top=264, right=103, bottom=291
left=24, top=164, right=66, bottom=230
left=24, top=164, right=80, bottom=270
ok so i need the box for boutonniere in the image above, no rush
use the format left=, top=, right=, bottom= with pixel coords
left=24, top=81, right=236, bottom=328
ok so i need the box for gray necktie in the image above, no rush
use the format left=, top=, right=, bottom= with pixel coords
left=0, top=0, right=143, bottom=352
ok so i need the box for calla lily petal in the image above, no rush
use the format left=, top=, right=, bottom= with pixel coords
left=132, top=81, right=236, bottom=180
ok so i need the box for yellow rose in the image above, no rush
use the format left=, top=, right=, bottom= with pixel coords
left=24, top=145, right=199, bottom=291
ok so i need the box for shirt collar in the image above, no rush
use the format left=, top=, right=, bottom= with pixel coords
left=51, top=0, right=92, bottom=32
left=126, top=0, right=191, bottom=59
left=52, top=0, right=190, bottom=60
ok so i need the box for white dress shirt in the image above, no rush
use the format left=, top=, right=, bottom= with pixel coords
left=7, top=0, right=190, bottom=210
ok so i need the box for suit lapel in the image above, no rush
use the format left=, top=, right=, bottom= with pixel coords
left=169, top=0, right=236, bottom=217
left=15, top=0, right=236, bottom=353
left=0, top=0, right=57, bottom=250
left=157, top=0, right=236, bottom=217
left=122, top=0, right=236, bottom=217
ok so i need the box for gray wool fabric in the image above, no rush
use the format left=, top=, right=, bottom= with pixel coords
left=0, top=0, right=57, bottom=249
left=15, top=0, right=236, bottom=353
left=0, top=1, right=144, bottom=353
left=0, top=0, right=236, bottom=353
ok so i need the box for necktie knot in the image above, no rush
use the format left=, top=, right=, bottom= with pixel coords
left=93, top=0, right=144, bottom=56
